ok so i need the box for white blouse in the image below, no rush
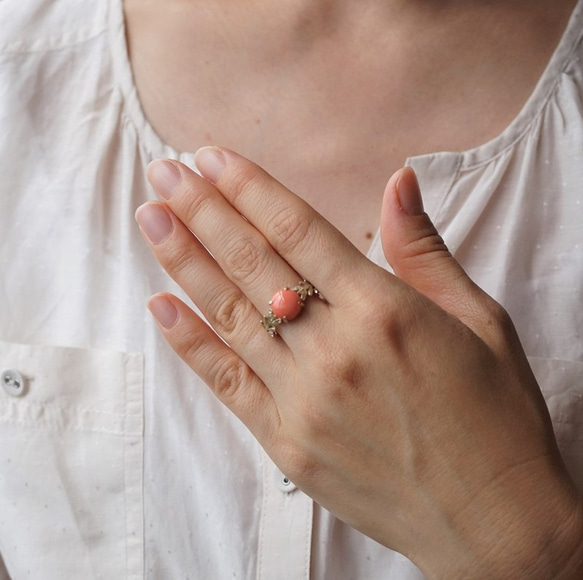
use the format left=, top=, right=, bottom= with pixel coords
left=0, top=0, right=581, bottom=578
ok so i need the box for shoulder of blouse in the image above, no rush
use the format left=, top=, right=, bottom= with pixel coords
left=0, top=0, right=108, bottom=55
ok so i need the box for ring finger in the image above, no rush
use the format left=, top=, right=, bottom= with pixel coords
left=135, top=198, right=292, bottom=385
left=145, top=159, right=328, bottom=344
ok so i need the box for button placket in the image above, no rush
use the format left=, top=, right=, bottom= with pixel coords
left=257, top=453, right=313, bottom=579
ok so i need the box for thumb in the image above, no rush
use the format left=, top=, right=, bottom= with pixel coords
left=380, top=167, right=501, bottom=338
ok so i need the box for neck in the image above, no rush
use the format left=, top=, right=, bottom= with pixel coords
left=149, top=0, right=414, bottom=56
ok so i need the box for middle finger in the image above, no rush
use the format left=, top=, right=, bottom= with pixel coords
left=146, top=159, right=328, bottom=342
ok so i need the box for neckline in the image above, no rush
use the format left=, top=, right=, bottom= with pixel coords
left=407, top=0, right=583, bottom=172
left=110, top=0, right=583, bottom=262
left=109, top=0, right=583, bottom=170
left=109, top=0, right=196, bottom=166
left=110, top=0, right=583, bottom=171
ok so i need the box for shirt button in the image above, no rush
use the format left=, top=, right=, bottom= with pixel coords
left=1, top=369, right=25, bottom=397
left=274, top=467, right=297, bottom=493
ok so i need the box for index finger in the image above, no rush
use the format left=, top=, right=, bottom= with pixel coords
left=194, top=147, right=372, bottom=301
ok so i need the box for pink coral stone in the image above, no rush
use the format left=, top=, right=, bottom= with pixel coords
left=270, top=289, right=303, bottom=320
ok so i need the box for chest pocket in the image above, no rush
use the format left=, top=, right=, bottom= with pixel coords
left=529, top=357, right=583, bottom=490
left=0, top=341, right=144, bottom=580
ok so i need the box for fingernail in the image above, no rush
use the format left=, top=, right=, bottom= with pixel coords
left=396, top=167, right=424, bottom=216
left=147, top=160, right=182, bottom=199
left=195, top=147, right=226, bottom=184
left=148, top=295, right=179, bottom=329
left=135, top=203, right=174, bottom=244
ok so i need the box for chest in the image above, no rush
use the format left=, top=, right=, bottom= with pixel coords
left=124, top=0, right=574, bottom=252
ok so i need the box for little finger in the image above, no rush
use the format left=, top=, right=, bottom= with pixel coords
left=147, top=292, right=280, bottom=445
left=135, top=201, right=292, bottom=382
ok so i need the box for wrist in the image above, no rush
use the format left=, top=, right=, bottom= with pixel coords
left=464, top=484, right=583, bottom=580
left=552, top=497, right=583, bottom=580
left=418, top=464, right=583, bottom=580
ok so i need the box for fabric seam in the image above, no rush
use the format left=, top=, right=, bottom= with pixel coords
left=458, top=7, right=583, bottom=171
left=0, top=4, right=107, bottom=55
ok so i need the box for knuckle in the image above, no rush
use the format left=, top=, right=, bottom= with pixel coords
left=333, top=357, right=366, bottom=391
left=480, top=298, right=517, bottom=340
left=292, top=350, right=368, bottom=427
left=175, top=325, right=209, bottom=364
left=270, top=206, right=313, bottom=256
left=490, top=301, right=513, bottom=329
left=210, top=288, right=254, bottom=338
left=209, top=356, right=252, bottom=405
left=298, top=402, right=335, bottom=443
left=226, top=164, right=262, bottom=207
left=166, top=242, right=197, bottom=281
left=381, top=317, right=409, bottom=357
left=400, top=227, right=449, bottom=262
left=180, top=182, right=213, bottom=225
left=316, top=351, right=365, bottom=396
left=222, top=233, right=270, bottom=285
left=359, top=294, right=409, bottom=348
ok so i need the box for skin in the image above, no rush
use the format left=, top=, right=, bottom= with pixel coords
left=125, top=0, right=577, bottom=253
left=135, top=149, right=583, bottom=578
left=128, top=0, right=583, bottom=576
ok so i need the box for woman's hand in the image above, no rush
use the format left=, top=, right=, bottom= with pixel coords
left=135, top=147, right=583, bottom=579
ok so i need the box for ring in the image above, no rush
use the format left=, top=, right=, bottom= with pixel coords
left=261, top=280, right=322, bottom=337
